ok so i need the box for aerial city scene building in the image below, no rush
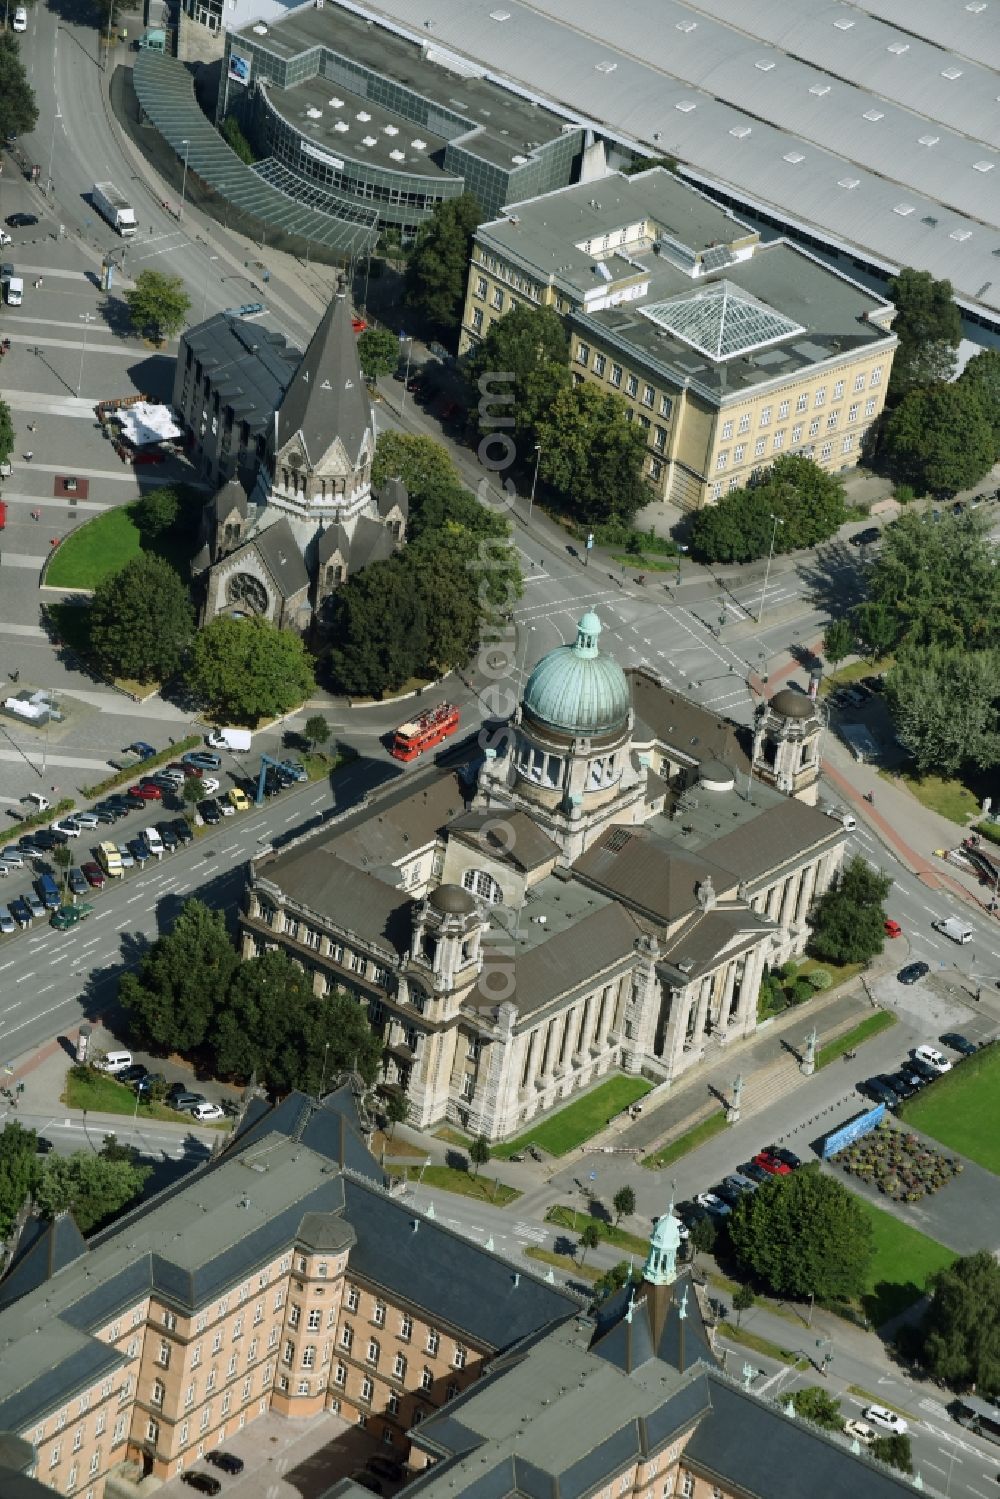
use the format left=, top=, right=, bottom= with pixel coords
left=0, top=0, right=998, bottom=1498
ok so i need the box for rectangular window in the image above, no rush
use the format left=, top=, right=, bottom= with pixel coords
left=814, top=388, right=826, bottom=407
left=576, top=342, right=590, bottom=366
left=471, top=308, right=483, bottom=335
left=791, top=425, right=802, bottom=443
left=653, top=425, right=666, bottom=452
left=809, top=417, right=820, bottom=437
left=738, top=412, right=751, bottom=434
left=421, top=1368, right=433, bottom=1391
left=638, top=414, right=650, bottom=430
left=754, top=437, right=766, bottom=457
left=361, top=1377, right=374, bottom=1402
left=593, top=353, right=606, bottom=377
left=387, top=1391, right=400, bottom=1415
left=865, top=397, right=877, bottom=416
left=734, top=444, right=746, bottom=463
left=848, top=403, right=860, bottom=422
left=200, top=1408, right=211, bottom=1433
left=426, top=1329, right=440, bottom=1355
left=820, top=442, right=833, bottom=459
left=288, top=1306, right=301, bottom=1329
left=854, top=372, right=866, bottom=392
left=649, top=457, right=662, bottom=480
left=871, top=366, right=883, bottom=386
left=157, top=1341, right=170, bottom=1368
left=711, top=481, right=723, bottom=501
left=610, top=364, right=622, bottom=388
left=163, top=1312, right=177, bottom=1331
left=728, top=475, right=740, bottom=492
left=334, top=1363, right=347, bottom=1387
left=721, top=420, right=733, bottom=440
left=307, top=1310, right=321, bottom=1331
left=778, top=400, right=789, bottom=419
left=491, top=288, right=503, bottom=312
left=773, top=430, right=784, bottom=450
left=659, top=394, right=673, bottom=418
left=625, top=374, right=638, bottom=398
left=827, top=411, right=839, bottom=430
left=453, top=1347, right=467, bottom=1369
left=346, top=1287, right=360, bottom=1312
left=340, top=1327, right=353, bottom=1351
left=642, top=384, right=655, bottom=408
left=400, top=1314, right=412, bottom=1341
left=302, top=1347, right=316, bottom=1369
left=842, top=434, right=855, bottom=452
left=228, top=1354, right=238, bottom=1376
left=759, top=406, right=771, bottom=427
left=715, top=451, right=728, bottom=471
left=796, top=391, right=808, bottom=413
left=475, top=276, right=486, bottom=299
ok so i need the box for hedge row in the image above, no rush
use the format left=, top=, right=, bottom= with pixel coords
left=0, top=798, right=77, bottom=853
left=80, top=734, right=202, bottom=799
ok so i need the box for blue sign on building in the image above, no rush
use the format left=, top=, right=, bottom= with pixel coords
left=821, top=1103, right=886, bottom=1159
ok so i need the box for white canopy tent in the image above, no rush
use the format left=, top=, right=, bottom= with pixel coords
left=115, top=402, right=182, bottom=448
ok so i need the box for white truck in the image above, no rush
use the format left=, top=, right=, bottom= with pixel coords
left=2, top=273, right=23, bottom=306
left=92, top=181, right=138, bottom=237
left=932, top=916, right=973, bottom=944
left=208, top=727, right=252, bottom=752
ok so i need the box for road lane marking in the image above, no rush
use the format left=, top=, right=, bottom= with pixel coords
left=14, top=972, right=34, bottom=983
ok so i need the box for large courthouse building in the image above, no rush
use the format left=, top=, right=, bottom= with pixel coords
left=460, top=169, right=897, bottom=511
left=0, top=1092, right=916, bottom=1499
left=242, top=615, right=845, bottom=1140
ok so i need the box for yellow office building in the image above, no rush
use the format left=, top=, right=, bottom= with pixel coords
left=460, top=170, right=897, bottom=511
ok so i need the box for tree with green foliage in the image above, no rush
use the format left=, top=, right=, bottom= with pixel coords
left=186, top=615, right=316, bottom=723
left=728, top=1166, right=874, bottom=1302
left=404, top=193, right=482, bottom=334
left=119, top=899, right=240, bottom=1054
left=688, top=1213, right=718, bottom=1259
left=885, top=646, right=1000, bottom=777
left=220, top=114, right=255, bottom=164
left=0, top=398, right=15, bottom=466
left=537, top=383, right=649, bottom=524
left=0, top=32, right=39, bottom=141
left=464, top=303, right=571, bottom=445
left=870, top=1434, right=913, bottom=1474
left=326, top=556, right=427, bottom=697
left=357, top=327, right=400, bottom=382
left=52, top=843, right=73, bottom=894
left=866, top=510, right=1000, bottom=653
left=850, top=601, right=898, bottom=663
left=383, top=1091, right=409, bottom=1140
left=182, top=775, right=208, bottom=809
left=732, top=1281, right=755, bottom=1329
left=592, top=1261, right=633, bottom=1305
left=958, top=347, right=1000, bottom=453
left=409, top=534, right=482, bottom=673
left=89, top=553, right=194, bottom=685
left=408, top=481, right=522, bottom=606
left=789, top=1386, right=843, bottom=1432
left=372, top=431, right=460, bottom=507
left=124, top=269, right=191, bottom=343
left=0, top=1121, right=41, bottom=1239
left=808, top=855, right=892, bottom=966
left=921, top=1250, right=1000, bottom=1396
left=303, top=715, right=330, bottom=752
left=689, top=455, right=847, bottom=564
left=823, top=618, right=854, bottom=674
left=887, top=268, right=961, bottom=397
left=881, top=383, right=994, bottom=496
left=578, top=1222, right=602, bottom=1266
left=132, top=486, right=180, bottom=540
left=612, top=1185, right=636, bottom=1226
left=469, top=1136, right=491, bottom=1178
left=35, top=1151, right=151, bottom=1235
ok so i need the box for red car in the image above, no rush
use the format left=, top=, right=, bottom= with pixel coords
left=81, top=862, right=106, bottom=889
left=753, top=1151, right=793, bottom=1176
left=884, top=918, right=902, bottom=938
left=168, top=761, right=202, bottom=778
left=131, top=783, right=161, bottom=800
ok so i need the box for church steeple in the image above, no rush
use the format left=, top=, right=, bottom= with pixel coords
left=272, top=286, right=373, bottom=472
left=642, top=1199, right=682, bottom=1287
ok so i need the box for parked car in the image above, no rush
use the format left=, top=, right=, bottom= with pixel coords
left=6, top=211, right=38, bottom=227
left=908, top=1057, right=941, bottom=1084
left=33, top=829, right=68, bottom=850
left=121, top=1064, right=148, bottom=1085
left=278, top=760, right=308, bottom=782
left=127, top=840, right=150, bottom=866
left=68, top=868, right=88, bottom=897
left=51, top=818, right=82, bottom=839
left=844, top=1419, right=875, bottom=1444
left=850, top=527, right=880, bottom=547
left=191, top=1102, right=225, bottom=1122
left=9, top=896, right=32, bottom=929
left=199, top=799, right=222, bottom=825
left=136, top=1072, right=166, bottom=1096
left=131, top=782, right=161, bottom=800
left=206, top=1452, right=245, bottom=1475
left=0, top=906, right=15, bottom=935
left=886, top=1071, right=920, bottom=1101
left=12, top=7, right=28, bottom=31
left=50, top=903, right=94, bottom=930
left=183, top=751, right=221, bottom=770
left=863, top=1076, right=900, bottom=1107
left=913, top=1044, right=952, bottom=1073
left=127, top=741, right=156, bottom=758
left=762, top=1145, right=801, bottom=1170
left=883, top=918, right=902, bottom=938
left=170, top=1091, right=207, bottom=1113
left=738, top=1160, right=772, bottom=1185
left=81, top=862, right=106, bottom=888
left=117, top=844, right=135, bottom=869
left=72, top=811, right=100, bottom=829
left=181, top=1475, right=222, bottom=1496
left=198, top=777, right=221, bottom=795
left=229, top=787, right=250, bottom=812
left=695, top=1191, right=731, bottom=1217
left=862, top=1405, right=908, bottom=1435
left=940, top=1032, right=978, bottom=1057
left=0, top=847, right=25, bottom=867
left=897, top=961, right=929, bottom=985
left=124, top=791, right=146, bottom=811
left=25, top=893, right=46, bottom=921
left=752, top=1150, right=792, bottom=1176
left=156, top=822, right=179, bottom=850
left=171, top=818, right=193, bottom=844
left=93, top=802, right=123, bottom=823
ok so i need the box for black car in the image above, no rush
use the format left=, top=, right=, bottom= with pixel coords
left=863, top=1076, right=899, bottom=1106
left=200, top=798, right=222, bottom=825
left=763, top=1144, right=802, bottom=1170
left=93, top=804, right=120, bottom=825
left=6, top=212, right=38, bottom=228
left=886, top=1071, right=920, bottom=1100
left=206, top=1452, right=245, bottom=1476
left=711, top=1182, right=743, bottom=1208
left=738, top=1160, right=772, bottom=1185
left=898, top=961, right=930, bottom=985
left=143, top=775, right=177, bottom=794
left=850, top=526, right=880, bottom=547
left=128, top=839, right=150, bottom=866
left=940, top=1032, right=978, bottom=1057
left=35, top=1135, right=53, bottom=1153
left=171, top=818, right=193, bottom=844
left=10, top=895, right=33, bottom=928
left=908, top=1057, right=940, bottom=1084
left=156, top=821, right=179, bottom=850
left=181, top=1475, right=222, bottom=1496
left=124, top=791, right=147, bottom=811
left=33, top=829, right=68, bottom=850
left=106, top=796, right=132, bottom=815
left=68, top=867, right=88, bottom=897
left=121, top=1064, right=148, bottom=1085
left=137, top=1072, right=166, bottom=1096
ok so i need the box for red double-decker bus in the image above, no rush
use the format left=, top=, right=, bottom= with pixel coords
left=390, top=702, right=460, bottom=762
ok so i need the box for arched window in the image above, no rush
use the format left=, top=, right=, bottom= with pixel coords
left=461, top=869, right=502, bottom=905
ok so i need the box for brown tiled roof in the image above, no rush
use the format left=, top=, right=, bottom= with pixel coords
left=573, top=827, right=738, bottom=922
left=470, top=902, right=642, bottom=1020
left=629, top=670, right=750, bottom=771
left=259, top=849, right=413, bottom=958
left=706, top=798, right=840, bottom=882
left=449, top=810, right=560, bottom=872
left=657, top=906, right=772, bottom=980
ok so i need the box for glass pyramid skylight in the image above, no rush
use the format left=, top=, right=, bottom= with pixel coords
left=639, top=280, right=804, bottom=361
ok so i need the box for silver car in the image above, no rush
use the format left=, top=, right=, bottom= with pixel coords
left=0, top=848, right=25, bottom=869
left=26, top=893, right=46, bottom=920
left=0, top=906, right=15, bottom=935
left=117, top=844, right=135, bottom=869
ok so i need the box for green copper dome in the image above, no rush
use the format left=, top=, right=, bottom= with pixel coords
left=522, top=614, right=630, bottom=737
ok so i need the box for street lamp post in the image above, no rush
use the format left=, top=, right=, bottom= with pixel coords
left=399, top=334, right=412, bottom=407
left=528, top=443, right=542, bottom=520
left=179, top=139, right=191, bottom=221
left=47, top=109, right=62, bottom=196
left=77, top=312, right=97, bottom=397
left=756, top=513, right=785, bottom=625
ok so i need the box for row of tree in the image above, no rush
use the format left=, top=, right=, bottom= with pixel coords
left=326, top=432, right=522, bottom=696
left=687, top=454, right=848, bottom=565
left=0, top=1120, right=150, bottom=1240
left=120, top=899, right=383, bottom=1094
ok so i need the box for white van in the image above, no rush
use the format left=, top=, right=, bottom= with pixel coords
left=4, top=276, right=23, bottom=307
left=24, top=792, right=50, bottom=812
left=823, top=806, right=857, bottom=832
left=96, top=1050, right=133, bottom=1074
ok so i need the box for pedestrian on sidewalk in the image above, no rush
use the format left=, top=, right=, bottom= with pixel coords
left=24, top=451, right=33, bottom=462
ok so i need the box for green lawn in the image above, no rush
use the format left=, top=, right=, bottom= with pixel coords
left=891, top=771, right=980, bottom=825
left=816, top=1010, right=896, bottom=1070
left=642, top=1110, right=728, bottom=1170
left=400, top=1164, right=520, bottom=1206
left=898, top=1043, right=1000, bottom=1173
left=62, top=1066, right=227, bottom=1126
left=717, top=1322, right=803, bottom=1366
left=46, top=507, right=142, bottom=588
left=524, top=1246, right=601, bottom=1283
left=545, top=1206, right=649, bottom=1257
left=492, top=1077, right=652, bottom=1159
left=855, top=1196, right=957, bottom=1326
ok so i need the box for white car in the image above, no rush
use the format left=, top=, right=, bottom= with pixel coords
left=862, top=1404, right=908, bottom=1435
left=199, top=777, right=220, bottom=795
left=843, top=1419, right=874, bottom=1445
left=217, top=798, right=235, bottom=816
left=696, top=1191, right=731, bottom=1217
left=913, top=1045, right=952, bottom=1074
left=51, top=818, right=81, bottom=838
left=12, top=6, right=27, bottom=30
left=72, top=811, right=100, bottom=829
left=191, top=1102, right=224, bottom=1122
left=0, top=230, right=11, bottom=247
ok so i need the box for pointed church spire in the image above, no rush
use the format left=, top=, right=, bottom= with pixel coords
left=273, top=288, right=373, bottom=469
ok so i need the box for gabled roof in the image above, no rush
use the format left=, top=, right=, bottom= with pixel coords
left=211, top=474, right=250, bottom=522
left=252, top=518, right=311, bottom=599
left=469, top=900, right=641, bottom=1019
left=257, top=847, right=414, bottom=958
left=348, top=515, right=396, bottom=571
left=573, top=827, right=737, bottom=922
left=0, top=1214, right=87, bottom=1311
left=377, top=475, right=409, bottom=519
left=449, top=811, right=560, bottom=873
left=274, top=293, right=372, bottom=468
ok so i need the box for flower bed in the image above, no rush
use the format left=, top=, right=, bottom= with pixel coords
left=833, top=1118, right=962, bottom=1202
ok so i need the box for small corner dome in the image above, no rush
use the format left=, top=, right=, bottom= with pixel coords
left=428, top=883, right=477, bottom=916
left=769, top=687, right=816, bottom=720
left=698, top=758, right=735, bottom=792
left=523, top=613, right=630, bottom=737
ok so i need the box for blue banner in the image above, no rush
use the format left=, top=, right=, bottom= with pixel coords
left=821, top=1103, right=885, bottom=1159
